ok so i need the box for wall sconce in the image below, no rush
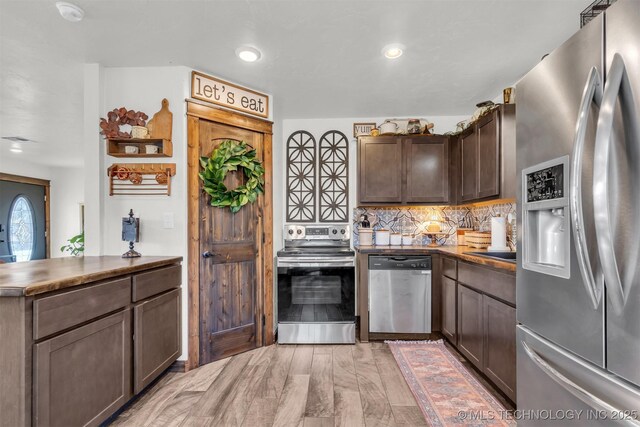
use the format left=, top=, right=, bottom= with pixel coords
left=122, top=209, right=141, bottom=258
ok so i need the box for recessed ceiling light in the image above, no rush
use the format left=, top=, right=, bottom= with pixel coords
left=382, top=43, right=405, bottom=59
left=10, top=148, right=23, bottom=153
left=56, top=2, right=85, bottom=22
left=235, top=46, right=262, bottom=63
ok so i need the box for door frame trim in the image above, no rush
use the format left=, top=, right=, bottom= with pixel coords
left=0, top=173, right=51, bottom=259
left=186, top=101, right=274, bottom=370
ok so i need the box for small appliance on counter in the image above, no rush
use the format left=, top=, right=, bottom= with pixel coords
left=488, top=216, right=510, bottom=252
left=277, top=224, right=355, bottom=344
left=390, top=233, right=402, bottom=246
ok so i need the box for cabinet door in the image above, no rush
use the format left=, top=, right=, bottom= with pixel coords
left=477, top=112, right=500, bottom=199
left=358, top=136, right=403, bottom=203
left=134, top=288, right=181, bottom=394
left=405, top=136, right=450, bottom=203
left=459, top=129, right=478, bottom=202
left=484, top=295, right=516, bottom=401
left=441, top=275, right=457, bottom=344
left=34, top=310, right=132, bottom=427
left=457, top=285, right=484, bottom=369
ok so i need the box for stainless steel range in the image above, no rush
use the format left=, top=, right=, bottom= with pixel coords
left=277, top=224, right=355, bottom=344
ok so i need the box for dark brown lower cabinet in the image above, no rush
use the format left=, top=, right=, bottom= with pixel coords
left=457, top=285, right=484, bottom=369
left=134, top=288, right=182, bottom=394
left=33, top=310, right=132, bottom=427
left=484, top=295, right=516, bottom=401
left=441, top=275, right=457, bottom=344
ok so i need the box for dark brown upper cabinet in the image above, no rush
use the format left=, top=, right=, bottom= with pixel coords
left=454, top=104, right=516, bottom=204
left=358, top=134, right=451, bottom=205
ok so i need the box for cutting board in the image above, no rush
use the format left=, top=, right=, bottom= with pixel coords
left=147, top=98, right=172, bottom=141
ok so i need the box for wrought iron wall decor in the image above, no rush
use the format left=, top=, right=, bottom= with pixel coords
left=319, top=130, right=349, bottom=222
left=286, top=130, right=317, bottom=222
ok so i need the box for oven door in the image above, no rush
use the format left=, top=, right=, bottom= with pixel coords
left=277, top=258, right=355, bottom=325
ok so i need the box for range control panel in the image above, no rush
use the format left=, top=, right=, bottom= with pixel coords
left=284, top=224, right=350, bottom=241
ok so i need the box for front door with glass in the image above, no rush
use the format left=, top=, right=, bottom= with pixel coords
left=0, top=179, right=47, bottom=263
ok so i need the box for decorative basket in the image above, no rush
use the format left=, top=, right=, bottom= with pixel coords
left=465, top=231, right=492, bottom=248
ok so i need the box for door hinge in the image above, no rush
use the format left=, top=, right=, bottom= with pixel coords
left=262, top=233, right=265, bottom=244
left=44, top=195, right=47, bottom=202
left=262, top=315, right=266, bottom=326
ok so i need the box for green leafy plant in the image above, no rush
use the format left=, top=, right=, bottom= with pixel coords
left=199, top=140, right=265, bottom=213
left=60, top=232, right=85, bottom=256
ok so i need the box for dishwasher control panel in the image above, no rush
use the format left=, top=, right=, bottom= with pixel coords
left=368, top=256, right=432, bottom=270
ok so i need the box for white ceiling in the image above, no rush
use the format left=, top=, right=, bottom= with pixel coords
left=0, top=0, right=590, bottom=167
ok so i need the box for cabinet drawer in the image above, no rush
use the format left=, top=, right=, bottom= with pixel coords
left=132, top=264, right=181, bottom=302
left=34, top=277, right=130, bottom=340
left=442, top=257, right=457, bottom=280
left=34, top=309, right=132, bottom=427
left=458, top=262, right=515, bottom=305
left=134, top=288, right=181, bottom=393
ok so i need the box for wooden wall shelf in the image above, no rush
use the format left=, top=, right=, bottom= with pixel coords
left=107, top=138, right=173, bottom=158
left=107, top=163, right=176, bottom=196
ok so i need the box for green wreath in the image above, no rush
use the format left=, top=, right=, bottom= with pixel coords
left=199, top=140, right=265, bottom=213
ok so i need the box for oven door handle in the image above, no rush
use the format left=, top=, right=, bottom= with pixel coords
left=277, top=258, right=355, bottom=268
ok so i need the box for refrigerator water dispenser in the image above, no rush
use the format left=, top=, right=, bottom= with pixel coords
left=522, top=156, right=571, bottom=278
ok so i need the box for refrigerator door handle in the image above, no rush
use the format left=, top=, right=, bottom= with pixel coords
left=522, top=341, right=640, bottom=426
left=593, top=53, right=640, bottom=315
left=570, top=66, right=604, bottom=309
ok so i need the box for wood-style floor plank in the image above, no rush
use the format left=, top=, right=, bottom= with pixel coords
left=191, top=350, right=253, bottom=417
left=152, top=391, right=203, bottom=427
left=372, top=348, right=417, bottom=407
left=303, top=417, right=334, bottom=427
left=211, top=357, right=272, bottom=426
left=304, top=353, right=334, bottom=417
left=390, top=405, right=428, bottom=426
left=334, top=389, right=365, bottom=427
left=259, top=344, right=296, bottom=398
left=288, top=345, right=314, bottom=375
left=241, top=397, right=279, bottom=427
left=173, top=357, right=230, bottom=392
left=353, top=343, right=395, bottom=425
left=272, top=374, right=311, bottom=427
left=332, top=345, right=359, bottom=392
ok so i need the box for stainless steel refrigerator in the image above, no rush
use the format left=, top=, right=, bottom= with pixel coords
left=516, top=0, right=640, bottom=424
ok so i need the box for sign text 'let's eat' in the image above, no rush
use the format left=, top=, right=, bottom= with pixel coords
left=191, top=71, right=269, bottom=119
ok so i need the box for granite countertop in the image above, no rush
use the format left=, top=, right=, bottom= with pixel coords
left=355, top=245, right=516, bottom=272
left=0, top=256, right=183, bottom=297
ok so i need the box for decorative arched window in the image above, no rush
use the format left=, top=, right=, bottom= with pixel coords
left=8, top=195, right=35, bottom=262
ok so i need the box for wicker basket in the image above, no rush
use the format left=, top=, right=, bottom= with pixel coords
left=465, top=231, right=492, bottom=249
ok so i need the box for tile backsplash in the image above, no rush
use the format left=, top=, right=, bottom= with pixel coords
left=352, top=202, right=516, bottom=246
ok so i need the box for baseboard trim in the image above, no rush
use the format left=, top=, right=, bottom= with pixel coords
left=169, top=360, right=186, bottom=373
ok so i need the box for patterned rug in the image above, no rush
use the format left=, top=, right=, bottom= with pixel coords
left=386, top=340, right=516, bottom=426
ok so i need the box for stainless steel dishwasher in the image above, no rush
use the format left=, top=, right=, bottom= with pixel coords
left=368, top=255, right=432, bottom=333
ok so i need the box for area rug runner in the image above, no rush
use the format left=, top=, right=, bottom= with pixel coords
left=386, top=340, right=516, bottom=426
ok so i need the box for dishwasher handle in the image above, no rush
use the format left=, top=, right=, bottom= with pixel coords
left=368, top=255, right=432, bottom=270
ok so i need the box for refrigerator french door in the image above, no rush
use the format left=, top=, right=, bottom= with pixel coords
left=516, top=0, right=640, bottom=423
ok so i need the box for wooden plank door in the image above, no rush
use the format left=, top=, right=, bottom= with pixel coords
left=198, top=120, right=264, bottom=364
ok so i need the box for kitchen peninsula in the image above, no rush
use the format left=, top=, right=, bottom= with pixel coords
left=0, top=256, right=182, bottom=427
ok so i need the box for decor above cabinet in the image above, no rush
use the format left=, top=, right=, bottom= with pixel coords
left=102, top=99, right=173, bottom=158
left=357, top=134, right=451, bottom=206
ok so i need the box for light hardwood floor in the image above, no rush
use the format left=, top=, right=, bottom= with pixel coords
left=109, top=342, right=511, bottom=427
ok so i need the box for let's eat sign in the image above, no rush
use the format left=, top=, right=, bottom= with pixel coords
left=191, top=71, right=269, bottom=119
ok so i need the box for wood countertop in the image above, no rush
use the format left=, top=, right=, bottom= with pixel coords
left=355, top=245, right=515, bottom=272
left=0, top=256, right=183, bottom=297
